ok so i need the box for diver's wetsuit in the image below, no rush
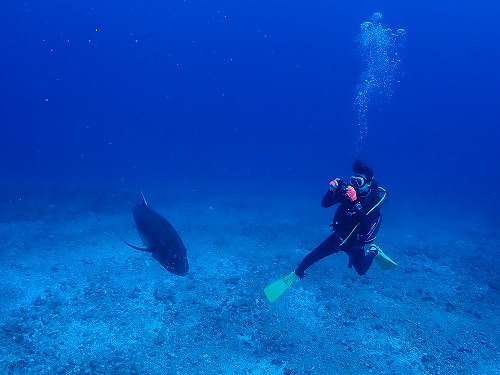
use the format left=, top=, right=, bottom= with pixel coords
left=295, top=181, right=386, bottom=277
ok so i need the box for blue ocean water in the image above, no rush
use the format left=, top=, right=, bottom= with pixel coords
left=1, top=1, right=500, bottom=374
left=3, top=1, right=498, bottom=200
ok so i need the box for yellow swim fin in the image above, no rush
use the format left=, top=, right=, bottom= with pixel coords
left=264, top=272, right=299, bottom=302
left=371, top=244, right=397, bottom=270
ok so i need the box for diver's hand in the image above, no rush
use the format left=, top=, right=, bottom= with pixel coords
left=345, top=186, right=357, bottom=202
left=329, top=178, right=341, bottom=191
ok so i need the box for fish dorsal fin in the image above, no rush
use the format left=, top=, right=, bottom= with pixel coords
left=140, top=191, right=148, bottom=205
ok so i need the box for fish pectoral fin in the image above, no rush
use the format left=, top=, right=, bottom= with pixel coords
left=120, top=236, right=153, bottom=253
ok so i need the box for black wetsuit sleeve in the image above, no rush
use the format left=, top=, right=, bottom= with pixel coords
left=321, top=189, right=344, bottom=208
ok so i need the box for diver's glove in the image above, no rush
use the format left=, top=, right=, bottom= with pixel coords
left=345, top=185, right=357, bottom=202
left=329, top=178, right=341, bottom=192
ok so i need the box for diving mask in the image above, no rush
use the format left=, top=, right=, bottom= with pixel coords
left=350, top=175, right=368, bottom=188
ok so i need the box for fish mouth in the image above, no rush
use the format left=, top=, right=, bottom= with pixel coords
left=168, top=267, right=189, bottom=276
left=152, top=252, right=188, bottom=276
left=165, top=260, right=189, bottom=276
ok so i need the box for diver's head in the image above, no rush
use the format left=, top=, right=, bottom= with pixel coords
left=351, top=159, right=374, bottom=195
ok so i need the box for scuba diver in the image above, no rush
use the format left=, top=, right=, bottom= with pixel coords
left=264, top=159, right=397, bottom=302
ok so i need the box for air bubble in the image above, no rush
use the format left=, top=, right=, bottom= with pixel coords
left=354, top=13, right=406, bottom=154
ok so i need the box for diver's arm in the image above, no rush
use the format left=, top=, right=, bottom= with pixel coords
left=321, top=190, right=336, bottom=207
left=321, top=181, right=346, bottom=207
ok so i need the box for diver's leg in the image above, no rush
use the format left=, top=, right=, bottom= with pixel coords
left=295, top=233, right=341, bottom=278
left=351, top=246, right=377, bottom=276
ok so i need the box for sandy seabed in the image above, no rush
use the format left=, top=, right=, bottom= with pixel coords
left=0, top=189, right=499, bottom=375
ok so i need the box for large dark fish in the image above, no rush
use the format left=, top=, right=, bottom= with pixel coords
left=121, top=194, right=189, bottom=276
